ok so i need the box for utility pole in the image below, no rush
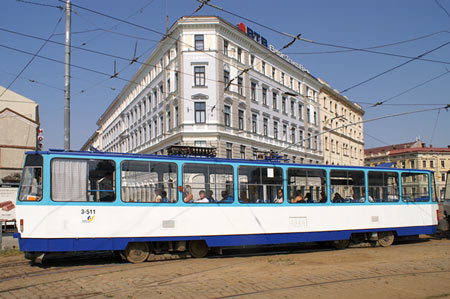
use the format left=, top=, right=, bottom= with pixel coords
left=64, top=0, right=71, bottom=151
left=165, top=0, right=169, bottom=34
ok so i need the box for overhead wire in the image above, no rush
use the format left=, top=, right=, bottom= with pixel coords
left=280, top=105, right=450, bottom=154
left=200, top=1, right=450, bottom=94
left=0, top=12, right=63, bottom=98
left=363, top=69, right=450, bottom=108
left=435, top=0, right=450, bottom=20
left=339, top=40, right=450, bottom=94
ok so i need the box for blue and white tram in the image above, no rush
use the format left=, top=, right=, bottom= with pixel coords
left=15, top=150, right=439, bottom=263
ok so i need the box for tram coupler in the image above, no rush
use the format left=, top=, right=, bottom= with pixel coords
left=34, top=253, right=46, bottom=264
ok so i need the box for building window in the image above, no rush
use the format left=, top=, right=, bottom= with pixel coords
left=290, top=100, right=295, bottom=117
left=174, top=72, right=178, bottom=91
left=273, top=92, right=278, bottom=110
left=154, top=119, right=158, bottom=137
left=272, top=67, right=276, bottom=79
left=167, top=78, right=171, bottom=93
left=314, top=111, right=317, bottom=125
left=423, top=160, right=427, bottom=168
left=263, top=118, right=268, bottom=136
left=160, top=116, right=164, bottom=135
left=175, top=106, right=179, bottom=127
left=195, top=141, right=206, bottom=147
left=167, top=111, right=171, bottom=131
left=195, top=102, right=206, bottom=123
left=430, top=160, right=435, bottom=168
left=291, top=127, right=296, bottom=144
left=223, top=40, right=229, bottom=56
left=240, top=145, right=246, bottom=159
left=226, top=142, right=232, bottom=159
left=237, top=48, right=242, bottom=62
left=273, top=121, right=278, bottom=139
left=148, top=122, right=152, bottom=140
left=442, top=173, right=446, bottom=182
left=298, top=103, right=303, bottom=120
left=314, top=136, right=318, bottom=150
left=283, top=124, right=287, bottom=141
left=224, top=105, right=231, bottom=127
left=224, top=69, right=230, bottom=90
left=307, top=108, right=311, bottom=123
left=238, top=110, right=244, bottom=130
left=250, top=55, right=255, bottom=66
left=299, top=130, right=304, bottom=147
left=290, top=77, right=293, bottom=89
left=325, top=136, right=329, bottom=150
left=252, top=114, right=257, bottom=133
left=195, top=34, right=204, bottom=51
left=441, top=160, right=445, bottom=167
left=282, top=96, right=287, bottom=114
left=307, top=133, right=312, bottom=149
left=262, top=87, right=267, bottom=106
left=160, top=85, right=164, bottom=101
left=251, top=82, right=257, bottom=101
left=262, top=61, right=265, bottom=74
left=194, top=66, right=206, bottom=86
left=281, top=72, right=285, bottom=84
left=237, top=76, right=243, bottom=95
left=410, top=160, right=415, bottom=168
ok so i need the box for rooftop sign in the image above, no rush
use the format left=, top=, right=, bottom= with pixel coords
left=237, top=23, right=268, bottom=47
left=236, top=22, right=310, bottom=74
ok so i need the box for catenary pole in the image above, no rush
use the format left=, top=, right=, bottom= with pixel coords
left=64, top=0, right=71, bottom=150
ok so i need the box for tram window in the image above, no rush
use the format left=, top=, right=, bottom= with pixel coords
left=18, top=154, right=43, bottom=201
left=238, top=166, right=283, bottom=203
left=330, top=170, right=365, bottom=203
left=367, top=171, right=399, bottom=202
left=401, top=172, right=430, bottom=202
left=287, top=168, right=327, bottom=203
left=51, top=159, right=115, bottom=202
left=121, top=161, right=177, bottom=203
left=182, top=164, right=233, bottom=203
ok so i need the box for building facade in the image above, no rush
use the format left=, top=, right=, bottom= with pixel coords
left=319, top=79, right=365, bottom=166
left=365, top=139, right=450, bottom=200
left=0, top=86, right=40, bottom=185
left=83, top=16, right=346, bottom=163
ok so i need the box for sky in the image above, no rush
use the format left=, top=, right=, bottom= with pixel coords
left=1, top=0, right=450, bottom=150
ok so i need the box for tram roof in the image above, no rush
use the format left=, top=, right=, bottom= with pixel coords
left=25, top=149, right=433, bottom=173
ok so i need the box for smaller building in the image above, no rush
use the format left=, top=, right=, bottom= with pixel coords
left=365, top=139, right=450, bottom=200
left=319, top=79, right=365, bottom=166
left=0, top=86, right=40, bottom=185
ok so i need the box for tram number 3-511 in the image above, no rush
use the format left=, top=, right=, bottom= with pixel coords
left=81, top=209, right=96, bottom=215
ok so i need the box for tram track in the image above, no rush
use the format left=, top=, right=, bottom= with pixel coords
left=214, top=269, right=450, bottom=298
left=0, top=257, right=185, bottom=294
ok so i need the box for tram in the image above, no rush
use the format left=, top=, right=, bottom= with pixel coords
left=15, top=149, right=439, bottom=263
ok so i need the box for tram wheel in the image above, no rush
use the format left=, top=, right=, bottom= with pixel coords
left=125, top=242, right=150, bottom=263
left=331, top=239, right=350, bottom=250
left=378, top=231, right=395, bottom=247
left=188, top=240, right=209, bottom=258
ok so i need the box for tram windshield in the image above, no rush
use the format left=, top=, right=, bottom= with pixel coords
left=18, top=154, right=43, bottom=201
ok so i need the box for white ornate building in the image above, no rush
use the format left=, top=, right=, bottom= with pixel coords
left=83, top=16, right=327, bottom=163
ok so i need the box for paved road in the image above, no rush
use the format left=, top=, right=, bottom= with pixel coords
left=0, top=234, right=449, bottom=298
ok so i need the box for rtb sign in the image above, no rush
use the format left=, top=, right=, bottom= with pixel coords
left=237, top=23, right=268, bottom=47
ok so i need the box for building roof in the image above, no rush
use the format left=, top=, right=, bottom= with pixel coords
left=365, top=139, right=450, bottom=157
left=364, top=140, right=420, bottom=155
left=389, top=146, right=450, bottom=156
